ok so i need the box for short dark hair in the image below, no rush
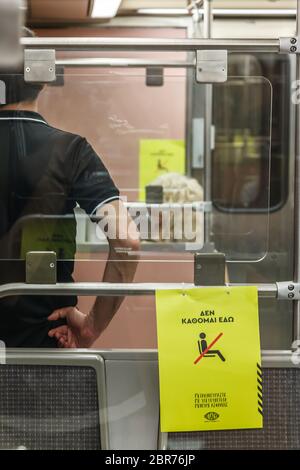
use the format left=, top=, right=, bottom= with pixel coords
left=0, top=28, right=43, bottom=106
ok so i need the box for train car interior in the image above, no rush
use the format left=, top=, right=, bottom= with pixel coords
left=0, top=0, right=300, bottom=452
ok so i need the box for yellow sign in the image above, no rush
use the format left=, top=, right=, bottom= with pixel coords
left=20, top=217, right=76, bottom=260
left=139, top=139, right=185, bottom=201
left=156, top=287, right=262, bottom=432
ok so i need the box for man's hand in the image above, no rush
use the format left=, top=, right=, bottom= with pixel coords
left=48, top=307, right=96, bottom=348
left=48, top=200, right=140, bottom=349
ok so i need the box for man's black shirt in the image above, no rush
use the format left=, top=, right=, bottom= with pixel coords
left=0, top=110, right=120, bottom=347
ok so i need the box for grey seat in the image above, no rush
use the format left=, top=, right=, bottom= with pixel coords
left=0, top=352, right=106, bottom=450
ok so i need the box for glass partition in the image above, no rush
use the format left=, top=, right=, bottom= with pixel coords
left=0, top=67, right=273, bottom=349
left=0, top=70, right=272, bottom=267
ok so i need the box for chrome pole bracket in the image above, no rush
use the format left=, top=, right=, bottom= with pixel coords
left=276, top=282, right=300, bottom=300
left=146, top=67, right=164, bottom=87
left=24, top=49, right=56, bottom=83
left=279, top=37, right=300, bottom=54
left=26, top=251, right=57, bottom=285
left=196, top=50, right=228, bottom=83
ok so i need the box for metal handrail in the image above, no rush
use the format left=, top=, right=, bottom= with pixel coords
left=21, top=37, right=280, bottom=53
left=56, top=58, right=195, bottom=68
left=125, top=201, right=212, bottom=211
left=0, top=282, right=277, bottom=299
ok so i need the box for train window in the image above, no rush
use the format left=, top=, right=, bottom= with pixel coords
left=190, top=63, right=273, bottom=260
left=212, top=53, right=290, bottom=212
left=211, top=74, right=272, bottom=261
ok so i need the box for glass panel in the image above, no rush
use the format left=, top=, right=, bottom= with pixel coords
left=0, top=68, right=272, bottom=350
left=213, top=53, right=289, bottom=212
left=212, top=75, right=272, bottom=261
left=213, top=76, right=271, bottom=212
left=0, top=70, right=271, bottom=267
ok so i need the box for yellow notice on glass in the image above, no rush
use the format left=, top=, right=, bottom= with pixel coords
left=139, top=139, right=185, bottom=201
left=156, top=287, right=263, bottom=432
left=20, top=218, right=76, bottom=260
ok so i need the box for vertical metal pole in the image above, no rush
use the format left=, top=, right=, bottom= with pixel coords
left=203, top=0, right=213, bottom=246
left=185, top=18, right=198, bottom=178
left=0, top=0, right=24, bottom=69
left=203, top=0, right=213, bottom=39
left=294, top=0, right=300, bottom=346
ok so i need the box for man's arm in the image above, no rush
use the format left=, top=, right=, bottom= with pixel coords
left=48, top=200, right=140, bottom=348
left=87, top=199, right=140, bottom=336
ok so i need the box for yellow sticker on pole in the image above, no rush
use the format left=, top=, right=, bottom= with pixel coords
left=156, top=287, right=263, bottom=432
left=139, top=139, right=185, bottom=201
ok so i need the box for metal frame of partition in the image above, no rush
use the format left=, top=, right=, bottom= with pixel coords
left=203, top=0, right=213, bottom=248
left=21, top=37, right=280, bottom=52
left=0, top=282, right=280, bottom=299
left=294, top=0, right=300, bottom=347
left=1, top=3, right=299, bottom=345
left=1, top=4, right=300, bottom=452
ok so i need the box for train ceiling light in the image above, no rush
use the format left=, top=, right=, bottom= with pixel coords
left=91, top=0, right=122, bottom=18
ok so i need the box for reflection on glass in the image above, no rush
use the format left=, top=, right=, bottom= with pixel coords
left=0, top=72, right=272, bottom=266
left=0, top=66, right=274, bottom=349
left=213, top=76, right=271, bottom=212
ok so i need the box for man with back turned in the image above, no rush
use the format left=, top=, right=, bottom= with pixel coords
left=0, top=29, right=140, bottom=348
